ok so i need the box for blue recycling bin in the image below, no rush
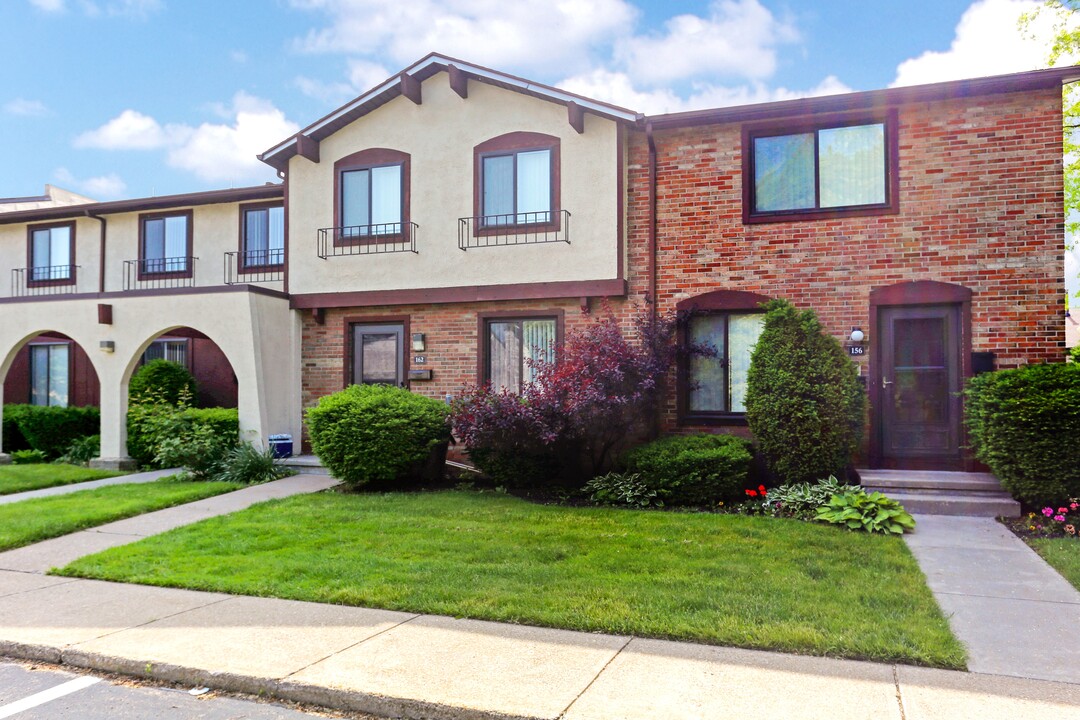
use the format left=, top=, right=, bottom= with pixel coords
left=268, top=434, right=293, bottom=459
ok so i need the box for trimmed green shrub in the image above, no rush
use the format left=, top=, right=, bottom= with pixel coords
left=307, top=384, right=451, bottom=490
left=815, top=490, right=916, bottom=534
left=745, top=299, right=864, bottom=485
left=965, top=362, right=1080, bottom=506
left=155, top=424, right=235, bottom=480
left=2, top=404, right=34, bottom=453
left=129, top=359, right=197, bottom=406
left=58, top=435, right=101, bottom=466
left=13, top=405, right=99, bottom=460
left=215, top=443, right=293, bottom=484
left=127, top=404, right=239, bottom=469
left=622, top=433, right=753, bottom=505
left=11, top=449, right=46, bottom=464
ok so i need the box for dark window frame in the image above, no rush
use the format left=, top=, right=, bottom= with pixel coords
left=28, top=341, right=72, bottom=408
left=742, top=110, right=899, bottom=224
left=333, top=148, right=410, bottom=247
left=137, top=209, right=194, bottom=280
left=26, top=221, right=77, bottom=288
left=477, top=309, right=564, bottom=389
left=676, top=290, right=771, bottom=426
left=237, top=201, right=285, bottom=273
left=140, top=337, right=192, bottom=369
left=473, top=132, right=561, bottom=236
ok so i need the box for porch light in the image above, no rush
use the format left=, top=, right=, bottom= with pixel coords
left=411, top=333, right=426, bottom=352
left=99, top=340, right=115, bottom=353
left=849, top=327, right=865, bottom=343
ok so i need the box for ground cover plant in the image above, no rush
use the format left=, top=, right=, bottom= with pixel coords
left=58, top=490, right=964, bottom=668
left=0, top=463, right=121, bottom=496
left=1028, top=539, right=1080, bottom=591
left=1002, top=498, right=1080, bottom=591
left=0, top=478, right=241, bottom=551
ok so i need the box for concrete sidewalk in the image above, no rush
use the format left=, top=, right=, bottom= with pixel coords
left=0, top=474, right=340, bottom=574
left=905, top=514, right=1080, bottom=685
left=0, top=467, right=178, bottom=505
left=0, top=572, right=1077, bottom=720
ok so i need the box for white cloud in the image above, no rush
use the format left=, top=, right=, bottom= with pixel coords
left=892, top=0, right=1075, bottom=87
left=73, top=93, right=298, bottom=184
left=29, top=0, right=64, bottom=11
left=74, top=109, right=184, bottom=149
left=559, top=69, right=850, bottom=115
left=3, top=98, right=48, bottom=116
left=295, top=75, right=357, bottom=105
left=53, top=167, right=127, bottom=199
left=289, top=0, right=637, bottom=77
left=230, top=50, right=248, bottom=64
left=29, top=0, right=162, bottom=17
left=616, top=0, right=798, bottom=85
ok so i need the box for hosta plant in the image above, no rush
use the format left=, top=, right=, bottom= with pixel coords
left=583, top=472, right=663, bottom=509
left=767, top=476, right=859, bottom=520
left=815, top=490, right=916, bottom=535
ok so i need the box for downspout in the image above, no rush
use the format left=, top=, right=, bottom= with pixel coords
left=645, top=121, right=658, bottom=324
left=86, top=211, right=106, bottom=293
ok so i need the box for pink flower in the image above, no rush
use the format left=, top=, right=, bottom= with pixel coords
left=1054, top=515, right=1066, bottom=522
left=1058, top=508, right=1069, bottom=515
left=1042, top=508, right=1054, bottom=517
left=1070, top=503, right=1078, bottom=510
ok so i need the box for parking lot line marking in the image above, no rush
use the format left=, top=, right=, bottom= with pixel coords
left=0, top=675, right=101, bottom=718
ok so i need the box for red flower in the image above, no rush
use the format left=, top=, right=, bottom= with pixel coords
left=746, top=489, right=758, bottom=497
left=758, top=485, right=768, bottom=496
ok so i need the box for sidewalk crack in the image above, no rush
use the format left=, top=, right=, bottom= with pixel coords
left=62, top=594, right=233, bottom=649
left=279, top=612, right=422, bottom=681
left=558, top=635, right=633, bottom=719
left=893, top=665, right=907, bottom=720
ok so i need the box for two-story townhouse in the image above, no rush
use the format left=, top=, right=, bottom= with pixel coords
left=0, top=53, right=1074, bottom=474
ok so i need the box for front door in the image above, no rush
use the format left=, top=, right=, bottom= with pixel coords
left=351, top=323, right=405, bottom=387
left=877, top=304, right=962, bottom=468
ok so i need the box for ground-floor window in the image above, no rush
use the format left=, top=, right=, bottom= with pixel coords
left=686, top=312, right=765, bottom=417
left=142, top=338, right=189, bottom=366
left=484, top=317, right=557, bottom=393
left=29, top=342, right=69, bottom=407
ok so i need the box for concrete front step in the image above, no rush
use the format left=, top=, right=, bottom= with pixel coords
left=861, top=470, right=1005, bottom=493
left=280, top=454, right=333, bottom=477
left=875, top=490, right=1020, bottom=518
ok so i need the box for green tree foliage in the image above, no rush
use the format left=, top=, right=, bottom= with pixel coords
left=129, top=359, right=197, bottom=407
left=744, top=300, right=865, bottom=485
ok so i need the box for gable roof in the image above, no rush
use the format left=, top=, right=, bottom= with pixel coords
left=258, top=53, right=642, bottom=171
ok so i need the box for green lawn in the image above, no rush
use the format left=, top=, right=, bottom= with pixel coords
left=0, top=464, right=122, bottom=496
left=58, top=490, right=964, bottom=668
left=0, top=479, right=242, bottom=551
left=1029, top=538, right=1080, bottom=591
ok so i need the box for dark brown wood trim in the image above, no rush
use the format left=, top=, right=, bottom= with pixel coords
left=473, top=132, right=561, bottom=235
left=137, top=209, right=194, bottom=280
left=97, top=303, right=113, bottom=325
left=476, top=309, right=565, bottom=385
left=675, top=290, right=772, bottom=427
left=290, top=278, right=627, bottom=310
left=237, top=201, right=285, bottom=274
left=616, top=126, right=625, bottom=283
left=567, top=101, right=585, bottom=134
left=342, top=314, right=411, bottom=389
left=867, top=280, right=974, bottom=470
left=333, top=148, right=411, bottom=247
left=25, top=220, right=77, bottom=288
left=448, top=64, right=469, bottom=99
left=296, top=134, right=320, bottom=164
left=0, top=283, right=289, bottom=305
left=400, top=73, right=422, bottom=105
left=741, top=109, right=900, bottom=225
left=282, top=169, right=291, bottom=294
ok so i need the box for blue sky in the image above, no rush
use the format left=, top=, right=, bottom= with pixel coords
left=0, top=0, right=1068, bottom=201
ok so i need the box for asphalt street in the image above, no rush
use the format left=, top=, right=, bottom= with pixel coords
left=0, top=660, right=362, bottom=719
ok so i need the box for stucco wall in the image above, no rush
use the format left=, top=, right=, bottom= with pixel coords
left=286, top=73, right=623, bottom=296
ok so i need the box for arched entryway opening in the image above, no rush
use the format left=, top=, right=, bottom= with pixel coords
left=129, top=327, right=238, bottom=409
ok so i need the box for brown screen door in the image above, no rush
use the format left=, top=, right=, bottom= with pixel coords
left=878, top=305, right=962, bottom=467
left=351, top=323, right=404, bottom=386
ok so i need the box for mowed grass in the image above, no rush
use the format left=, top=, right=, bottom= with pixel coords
left=0, top=464, right=122, bottom=495
left=1029, top=538, right=1080, bottom=591
left=58, top=490, right=964, bottom=668
left=0, top=479, right=242, bottom=551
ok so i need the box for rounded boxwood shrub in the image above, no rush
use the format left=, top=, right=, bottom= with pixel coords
left=965, top=362, right=1080, bottom=506
left=744, top=299, right=864, bottom=485
left=307, top=384, right=451, bottom=490
left=129, top=359, right=197, bottom=406
left=622, top=433, right=753, bottom=505
left=14, top=405, right=100, bottom=460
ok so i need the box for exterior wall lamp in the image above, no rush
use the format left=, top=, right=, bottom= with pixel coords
left=99, top=340, right=115, bottom=353
left=849, top=327, right=865, bottom=343
left=411, top=333, right=426, bottom=352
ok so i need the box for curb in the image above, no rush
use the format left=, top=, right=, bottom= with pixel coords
left=1, top=640, right=543, bottom=720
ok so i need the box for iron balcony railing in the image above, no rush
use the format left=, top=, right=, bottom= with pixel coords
left=11, top=265, right=79, bottom=297
left=458, top=209, right=570, bottom=250
left=224, top=249, right=285, bottom=284
left=317, top=222, right=418, bottom=258
left=123, top=256, right=197, bottom=290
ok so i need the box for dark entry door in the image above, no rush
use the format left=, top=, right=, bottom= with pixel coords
left=351, top=323, right=404, bottom=386
left=878, top=305, right=962, bottom=467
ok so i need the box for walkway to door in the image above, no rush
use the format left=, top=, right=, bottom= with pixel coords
left=904, top=514, right=1080, bottom=684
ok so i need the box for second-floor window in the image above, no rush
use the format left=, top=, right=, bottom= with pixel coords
left=140, top=211, right=192, bottom=275
left=475, top=132, right=560, bottom=229
left=334, top=148, right=410, bottom=241
left=28, top=222, right=74, bottom=283
left=241, top=203, right=284, bottom=267
left=744, top=113, right=897, bottom=223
